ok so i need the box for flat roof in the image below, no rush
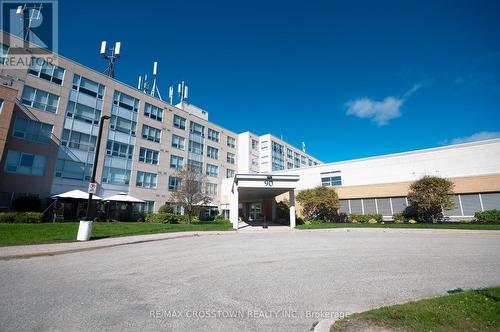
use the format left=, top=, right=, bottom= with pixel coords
left=272, top=138, right=500, bottom=173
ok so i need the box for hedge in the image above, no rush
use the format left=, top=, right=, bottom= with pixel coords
left=348, top=213, right=383, bottom=223
left=475, top=210, right=500, bottom=223
left=0, top=212, right=43, bottom=223
left=145, top=213, right=188, bottom=224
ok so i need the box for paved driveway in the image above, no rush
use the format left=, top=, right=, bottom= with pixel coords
left=1, top=229, right=500, bottom=332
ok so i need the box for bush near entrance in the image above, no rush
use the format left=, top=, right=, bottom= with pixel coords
left=0, top=212, right=43, bottom=223
left=348, top=214, right=383, bottom=223
left=475, top=210, right=500, bottom=222
left=296, top=186, right=340, bottom=222
left=145, top=213, right=188, bottom=224
left=407, top=175, right=455, bottom=223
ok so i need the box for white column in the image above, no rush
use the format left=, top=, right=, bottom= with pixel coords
left=271, top=199, right=276, bottom=222
left=289, top=189, right=296, bottom=228
left=230, top=184, right=239, bottom=229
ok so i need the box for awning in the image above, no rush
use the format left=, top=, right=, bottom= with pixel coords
left=102, top=192, right=145, bottom=203
left=51, top=189, right=102, bottom=200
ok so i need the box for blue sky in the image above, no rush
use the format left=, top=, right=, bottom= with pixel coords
left=59, top=0, right=500, bottom=162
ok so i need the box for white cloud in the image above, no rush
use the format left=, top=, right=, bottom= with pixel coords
left=345, top=84, right=423, bottom=126
left=449, top=131, right=500, bottom=144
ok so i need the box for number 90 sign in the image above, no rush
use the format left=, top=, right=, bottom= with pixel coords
left=264, top=180, right=273, bottom=187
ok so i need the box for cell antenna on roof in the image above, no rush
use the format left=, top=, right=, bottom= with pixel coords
left=16, top=4, right=44, bottom=42
left=169, top=85, right=174, bottom=104
left=100, top=41, right=121, bottom=78
left=302, top=141, right=306, bottom=152
left=177, top=81, right=188, bottom=105
left=149, top=61, right=162, bottom=100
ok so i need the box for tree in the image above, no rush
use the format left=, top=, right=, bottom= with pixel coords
left=170, top=166, right=212, bottom=223
left=296, top=186, right=340, bottom=222
left=407, top=176, right=454, bottom=223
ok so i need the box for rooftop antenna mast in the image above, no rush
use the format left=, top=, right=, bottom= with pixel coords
left=150, top=62, right=162, bottom=100
left=168, top=86, right=174, bottom=104
left=177, top=81, right=188, bottom=106
left=16, top=4, right=44, bottom=42
left=100, top=41, right=121, bottom=78
left=302, top=141, right=306, bottom=152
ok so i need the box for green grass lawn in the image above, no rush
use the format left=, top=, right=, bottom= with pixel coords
left=0, top=221, right=233, bottom=246
left=297, top=222, right=500, bottom=230
left=331, top=287, right=500, bottom=332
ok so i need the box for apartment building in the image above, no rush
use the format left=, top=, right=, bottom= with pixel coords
left=237, top=132, right=321, bottom=174
left=0, top=31, right=321, bottom=214
left=0, top=31, right=242, bottom=213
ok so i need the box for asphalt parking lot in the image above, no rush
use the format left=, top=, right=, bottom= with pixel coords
left=1, top=229, right=500, bottom=331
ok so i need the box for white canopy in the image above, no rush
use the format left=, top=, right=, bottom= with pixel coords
left=102, top=192, right=145, bottom=203
left=52, top=189, right=102, bottom=200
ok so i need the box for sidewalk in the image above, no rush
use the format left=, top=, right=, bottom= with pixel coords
left=0, top=230, right=234, bottom=260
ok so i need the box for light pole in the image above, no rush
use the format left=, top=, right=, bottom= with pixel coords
left=77, top=114, right=110, bottom=241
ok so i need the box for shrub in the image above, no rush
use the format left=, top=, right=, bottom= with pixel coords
left=368, top=218, right=378, bottom=224
left=145, top=213, right=188, bottom=224
left=474, top=210, right=500, bottom=223
left=348, top=214, right=383, bottom=223
left=158, top=204, right=174, bottom=213
left=11, top=196, right=42, bottom=212
left=332, top=212, right=348, bottom=223
left=394, top=218, right=405, bottom=224
left=297, top=187, right=340, bottom=222
left=408, top=219, right=417, bottom=224
left=0, top=212, right=43, bottom=223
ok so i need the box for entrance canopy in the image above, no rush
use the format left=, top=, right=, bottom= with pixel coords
left=230, top=174, right=300, bottom=229
left=234, top=174, right=300, bottom=201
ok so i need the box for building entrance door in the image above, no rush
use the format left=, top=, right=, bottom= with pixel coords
left=249, top=202, right=262, bottom=221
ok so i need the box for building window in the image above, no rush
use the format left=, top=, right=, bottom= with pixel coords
left=102, top=166, right=130, bottom=185
left=28, top=57, right=65, bottom=85
left=21, top=85, right=59, bottom=113
left=144, top=103, right=163, bottom=122
left=170, top=155, right=184, bottom=170
left=227, top=152, right=235, bottom=164
left=142, top=124, right=161, bottom=143
left=187, top=160, right=203, bottom=173
left=287, top=162, right=294, bottom=169
left=206, top=183, right=217, bottom=196
left=226, top=169, right=235, bottom=178
left=190, top=121, right=204, bottom=136
left=173, top=114, right=186, bottom=130
left=207, top=128, right=219, bottom=142
left=61, top=129, right=96, bottom=152
left=188, top=141, right=203, bottom=154
left=72, top=74, right=105, bottom=99
left=206, top=164, right=218, bottom=177
left=110, top=115, right=136, bottom=136
left=139, top=147, right=159, bottom=165
left=171, top=134, right=185, bottom=150
left=168, top=176, right=181, bottom=191
left=12, top=117, right=52, bottom=144
left=301, top=155, right=306, bottom=165
left=321, top=171, right=342, bottom=187
left=4, top=150, right=47, bottom=176
left=287, top=148, right=293, bottom=159
left=227, top=136, right=236, bottom=148
left=252, top=139, right=259, bottom=150
left=136, top=171, right=157, bottom=189
left=55, top=159, right=91, bottom=181
left=113, top=90, right=139, bottom=112
left=140, top=200, right=155, bottom=214
left=106, top=140, right=134, bottom=159
left=207, top=146, right=219, bottom=159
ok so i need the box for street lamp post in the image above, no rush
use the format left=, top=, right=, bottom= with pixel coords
left=77, top=114, right=110, bottom=241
